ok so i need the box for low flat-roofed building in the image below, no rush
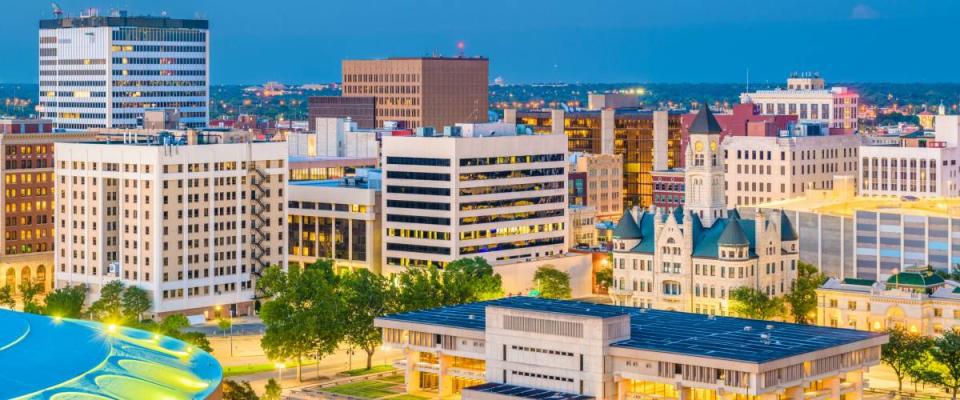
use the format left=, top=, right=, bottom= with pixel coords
left=753, top=175, right=960, bottom=282
left=376, top=297, right=886, bottom=400
left=288, top=155, right=378, bottom=182
left=287, top=169, right=382, bottom=273
left=816, top=268, right=960, bottom=336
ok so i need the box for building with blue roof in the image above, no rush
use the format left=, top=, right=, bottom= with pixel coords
left=609, top=106, right=800, bottom=315
left=375, top=296, right=886, bottom=400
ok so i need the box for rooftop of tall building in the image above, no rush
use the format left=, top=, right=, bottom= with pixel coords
left=40, top=15, right=208, bottom=29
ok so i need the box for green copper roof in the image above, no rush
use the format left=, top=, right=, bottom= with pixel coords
left=717, top=216, right=750, bottom=246
left=842, top=278, right=875, bottom=287
left=781, top=212, right=799, bottom=241
left=688, top=105, right=723, bottom=134
left=886, top=270, right=945, bottom=287
left=613, top=212, right=642, bottom=240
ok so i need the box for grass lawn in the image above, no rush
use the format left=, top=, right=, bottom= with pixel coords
left=323, top=380, right=402, bottom=399
left=222, top=360, right=318, bottom=377
left=390, top=395, right=430, bottom=400
left=342, top=365, right=396, bottom=376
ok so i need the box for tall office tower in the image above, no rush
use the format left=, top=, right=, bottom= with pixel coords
left=0, top=119, right=93, bottom=297
left=341, top=57, right=488, bottom=129
left=506, top=109, right=683, bottom=208
left=54, top=131, right=287, bottom=318
left=39, top=13, right=209, bottom=131
left=380, top=124, right=567, bottom=274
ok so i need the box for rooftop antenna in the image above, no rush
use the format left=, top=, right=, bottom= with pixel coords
left=457, top=41, right=465, bottom=58
left=51, top=2, right=63, bottom=18
left=745, top=67, right=749, bottom=93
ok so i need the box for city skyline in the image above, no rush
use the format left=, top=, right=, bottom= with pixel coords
left=5, top=0, right=960, bottom=84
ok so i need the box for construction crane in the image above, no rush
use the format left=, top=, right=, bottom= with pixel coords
left=51, top=2, right=63, bottom=18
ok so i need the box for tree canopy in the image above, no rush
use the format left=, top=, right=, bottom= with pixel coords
left=42, top=284, right=87, bottom=318
left=729, top=287, right=784, bottom=320
left=882, top=327, right=932, bottom=393
left=784, top=262, right=826, bottom=324
left=533, top=266, right=572, bottom=299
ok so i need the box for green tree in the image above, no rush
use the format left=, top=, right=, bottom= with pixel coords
left=341, top=269, right=396, bottom=370
left=42, top=284, right=87, bottom=318
left=222, top=380, right=259, bottom=400
left=784, top=262, right=826, bottom=324
left=19, top=281, right=44, bottom=314
left=595, top=267, right=613, bottom=292
left=218, top=318, right=233, bottom=335
left=395, top=267, right=444, bottom=312
left=882, top=327, right=930, bottom=393
left=263, top=378, right=281, bottom=400
left=89, top=281, right=125, bottom=322
left=730, top=287, right=784, bottom=320
left=440, top=257, right=503, bottom=304
left=134, top=314, right=213, bottom=353
left=534, top=266, right=572, bottom=299
left=258, top=260, right=344, bottom=381
left=121, top=286, right=151, bottom=322
left=930, top=330, right=960, bottom=400
left=0, top=285, right=15, bottom=309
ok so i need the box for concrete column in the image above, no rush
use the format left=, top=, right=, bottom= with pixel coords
left=551, top=109, right=565, bottom=137
left=616, top=379, right=627, bottom=400
left=785, top=385, right=804, bottom=400
left=405, top=350, right=419, bottom=393
left=601, top=109, right=615, bottom=155
left=438, top=353, right=453, bottom=398
left=824, top=376, right=840, bottom=400
left=503, top=109, right=517, bottom=124
left=653, top=110, right=669, bottom=170
left=846, top=369, right=865, bottom=400
left=677, top=385, right=691, bottom=400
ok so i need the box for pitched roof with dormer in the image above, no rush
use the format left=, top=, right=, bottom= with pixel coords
left=688, top=105, right=723, bottom=134
left=614, top=208, right=760, bottom=259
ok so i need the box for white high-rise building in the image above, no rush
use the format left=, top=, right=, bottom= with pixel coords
left=54, top=130, right=287, bottom=318
left=39, top=13, right=209, bottom=131
left=380, top=124, right=568, bottom=274
left=740, top=73, right=859, bottom=132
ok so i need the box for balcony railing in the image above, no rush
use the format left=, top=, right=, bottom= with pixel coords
left=448, top=367, right=485, bottom=380
left=414, top=362, right=439, bottom=374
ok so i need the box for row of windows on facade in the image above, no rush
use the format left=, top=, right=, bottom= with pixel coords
left=59, top=161, right=279, bottom=173
left=343, top=73, right=421, bottom=83
left=730, top=162, right=855, bottom=177
left=385, top=154, right=564, bottom=168
left=384, top=182, right=562, bottom=197
left=731, top=147, right=857, bottom=161
left=343, top=85, right=420, bottom=96
left=46, top=90, right=207, bottom=98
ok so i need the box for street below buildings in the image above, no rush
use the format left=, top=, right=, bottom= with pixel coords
left=208, top=333, right=405, bottom=394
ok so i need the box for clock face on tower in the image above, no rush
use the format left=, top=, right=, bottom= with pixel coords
left=710, top=141, right=718, bottom=152
left=694, top=141, right=703, bottom=152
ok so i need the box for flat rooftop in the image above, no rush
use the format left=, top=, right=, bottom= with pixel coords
left=464, top=383, right=594, bottom=400
left=379, top=297, right=883, bottom=364
left=40, top=16, right=208, bottom=29
left=759, top=195, right=960, bottom=218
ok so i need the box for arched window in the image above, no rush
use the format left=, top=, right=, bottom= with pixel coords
left=20, top=267, right=30, bottom=287
left=36, top=265, right=46, bottom=292
left=4, top=269, right=14, bottom=288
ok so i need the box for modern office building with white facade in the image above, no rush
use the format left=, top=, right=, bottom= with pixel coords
left=380, top=124, right=568, bottom=274
left=39, top=14, right=209, bottom=131
left=859, top=115, right=960, bottom=198
left=54, top=130, right=287, bottom=318
left=376, top=297, right=886, bottom=400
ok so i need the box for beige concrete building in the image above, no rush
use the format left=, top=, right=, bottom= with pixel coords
left=817, top=268, right=960, bottom=336
left=0, top=120, right=94, bottom=297
left=54, top=131, right=287, bottom=318
left=376, top=297, right=886, bottom=400
left=722, top=128, right=860, bottom=207
left=342, top=57, right=489, bottom=129
left=859, top=115, right=960, bottom=198
left=380, top=124, right=568, bottom=274
left=570, top=153, right=623, bottom=221
left=287, top=169, right=382, bottom=273
left=569, top=205, right=598, bottom=249
left=740, top=74, right=859, bottom=133
left=610, top=108, right=799, bottom=315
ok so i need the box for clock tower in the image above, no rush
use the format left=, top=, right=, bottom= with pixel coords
left=684, top=105, right=725, bottom=228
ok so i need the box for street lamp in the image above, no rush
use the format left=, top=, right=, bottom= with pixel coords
left=275, top=362, right=285, bottom=387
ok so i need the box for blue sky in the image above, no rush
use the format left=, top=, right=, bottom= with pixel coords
left=6, top=0, right=959, bottom=84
